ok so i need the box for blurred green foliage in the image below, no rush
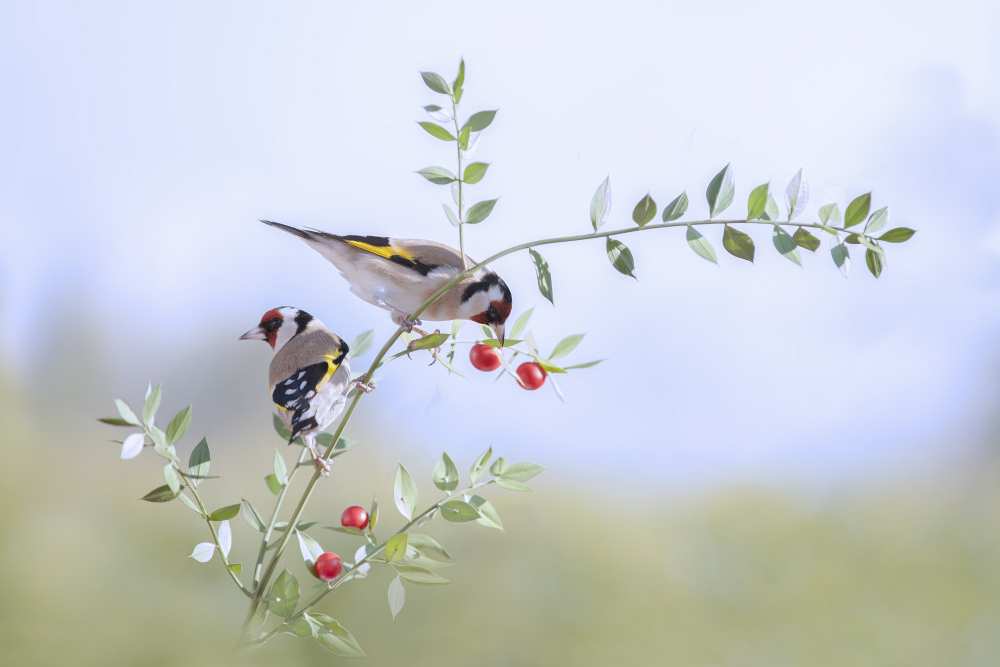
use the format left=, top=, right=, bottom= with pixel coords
left=2, top=372, right=999, bottom=667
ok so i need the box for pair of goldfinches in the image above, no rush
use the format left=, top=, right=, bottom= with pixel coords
left=240, top=221, right=513, bottom=472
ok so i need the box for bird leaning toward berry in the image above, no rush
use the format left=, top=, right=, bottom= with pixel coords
left=240, top=307, right=352, bottom=474
left=260, top=220, right=513, bottom=344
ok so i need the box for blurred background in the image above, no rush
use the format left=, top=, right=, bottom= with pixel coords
left=3, top=0, right=1000, bottom=664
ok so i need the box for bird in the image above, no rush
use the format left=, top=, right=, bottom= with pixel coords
left=260, top=220, right=512, bottom=344
left=240, top=306, right=353, bottom=474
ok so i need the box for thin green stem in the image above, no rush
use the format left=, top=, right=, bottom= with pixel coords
left=451, top=99, right=467, bottom=270
left=251, top=448, right=310, bottom=590
left=180, top=469, right=251, bottom=597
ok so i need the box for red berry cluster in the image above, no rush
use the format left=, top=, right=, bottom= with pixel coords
left=468, top=343, right=546, bottom=390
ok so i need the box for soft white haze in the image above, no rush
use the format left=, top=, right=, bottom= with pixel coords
left=3, top=0, right=998, bottom=488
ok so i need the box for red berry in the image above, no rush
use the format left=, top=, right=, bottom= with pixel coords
left=516, top=362, right=547, bottom=390
left=340, top=505, right=369, bottom=530
left=469, top=342, right=503, bottom=372
left=313, top=552, right=343, bottom=581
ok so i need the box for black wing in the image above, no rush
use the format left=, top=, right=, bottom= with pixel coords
left=272, top=361, right=330, bottom=442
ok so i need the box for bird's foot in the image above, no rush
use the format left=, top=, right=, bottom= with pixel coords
left=390, top=310, right=422, bottom=333
left=307, top=443, right=331, bottom=476
left=351, top=377, right=376, bottom=394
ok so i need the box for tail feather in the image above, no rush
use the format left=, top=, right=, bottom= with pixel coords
left=260, top=219, right=317, bottom=241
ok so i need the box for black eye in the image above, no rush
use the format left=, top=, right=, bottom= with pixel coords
left=486, top=305, right=498, bottom=321
left=265, top=318, right=282, bottom=332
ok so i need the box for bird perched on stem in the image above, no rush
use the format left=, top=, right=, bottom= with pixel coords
left=240, top=307, right=353, bottom=474
left=260, top=220, right=512, bottom=343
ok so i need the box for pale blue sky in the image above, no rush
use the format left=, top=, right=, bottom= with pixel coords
left=2, top=0, right=998, bottom=488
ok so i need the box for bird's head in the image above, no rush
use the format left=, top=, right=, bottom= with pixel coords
left=462, top=272, right=512, bottom=344
left=239, top=306, right=315, bottom=351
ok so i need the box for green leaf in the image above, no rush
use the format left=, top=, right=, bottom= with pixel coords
left=368, top=497, right=380, bottom=531
left=686, top=226, right=718, bottom=264
left=792, top=227, right=821, bottom=252
left=140, top=484, right=179, bottom=503
left=469, top=495, right=504, bottom=530
left=496, top=478, right=532, bottom=492
left=563, top=359, right=605, bottom=370
left=265, top=474, right=283, bottom=495
left=661, top=191, right=688, bottom=221
left=865, top=206, right=889, bottom=234
left=163, top=464, right=181, bottom=494
left=632, top=194, right=657, bottom=227
left=385, top=533, right=408, bottom=562
left=142, top=384, right=161, bottom=425
left=844, top=192, right=872, bottom=228
left=747, top=183, right=769, bottom=220
left=406, top=332, right=450, bottom=353
left=388, top=576, right=406, bottom=619
left=452, top=58, right=465, bottom=103
left=528, top=248, right=554, bottom=304
left=349, top=330, right=374, bottom=359
left=590, top=176, right=612, bottom=231
left=706, top=164, right=735, bottom=217
left=606, top=238, right=636, bottom=278
left=266, top=570, right=300, bottom=618
left=209, top=504, right=241, bottom=522
left=844, top=233, right=862, bottom=244
left=394, top=464, right=417, bottom=520
left=463, top=162, right=489, bottom=184
left=549, top=334, right=584, bottom=361
left=509, top=309, right=533, bottom=339
left=187, top=437, right=210, bottom=479
left=432, top=452, right=459, bottom=492
left=819, top=202, right=842, bottom=226
left=417, top=121, right=455, bottom=141
left=440, top=499, right=480, bottom=522
left=865, top=247, right=883, bottom=278
left=771, top=226, right=802, bottom=266
left=408, top=533, right=452, bottom=562
left=416, top=166, right=456, bottom=185
left=394, top=564, right=450, bottom=585
left=147, top=425, right=168, bottom=456
left=98, top=416, right=133, bottom=426
left=458, top=126, right=471, bottom=150
left=722, top=225, right=754, bottom=262
left=241, top=499, right=265, bottom=532
left=500, top=462, right=544, bottom=482
left=763, top=193, right=780, bottom=222
left=442, top=203, right=460, bottom=227
left=227, top=563, right=242, bottom=575
left=465, top=199, right=498, bottom=224
left=419, top=71, right=451, bottom=95
left=490, top=456, right=506, bottom=476
left=114, top=399, right=140, bottom=426
left=785, top=169, right=808, bottom=220
left=312, top=614, right=366, bottom=657
left=470, top=446, right=493, bottom=484
left=273, top=450, right=288, bottom=486
left=879, top=227, right=915, bottom=243
left=831, top=243, right=850, bottom=277
left=165, top=406, right=192, bottom=445
left=272, top=414, right=292, bottom=442
left=462, top=109, right=497, bottom=132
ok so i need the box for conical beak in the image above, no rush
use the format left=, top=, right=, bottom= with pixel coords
left=491, top=323, right=506, bottom=347
left=239, top=327, right=266, bottom=341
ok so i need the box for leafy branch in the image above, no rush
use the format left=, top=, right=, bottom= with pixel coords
left=98, top=58, right=915, bottom=657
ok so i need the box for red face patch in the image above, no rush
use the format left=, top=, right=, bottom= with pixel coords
left=492, top=299, right=512, bottom=323
left=258, top=308, right=283, bottom=348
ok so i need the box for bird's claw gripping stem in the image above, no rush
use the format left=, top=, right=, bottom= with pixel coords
left=351, top=377, right=376, bottom=394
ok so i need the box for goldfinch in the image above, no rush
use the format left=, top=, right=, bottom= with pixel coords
left=240, top=307, right=351, bottom=473
left=260, top=220, right=513, bottom=343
